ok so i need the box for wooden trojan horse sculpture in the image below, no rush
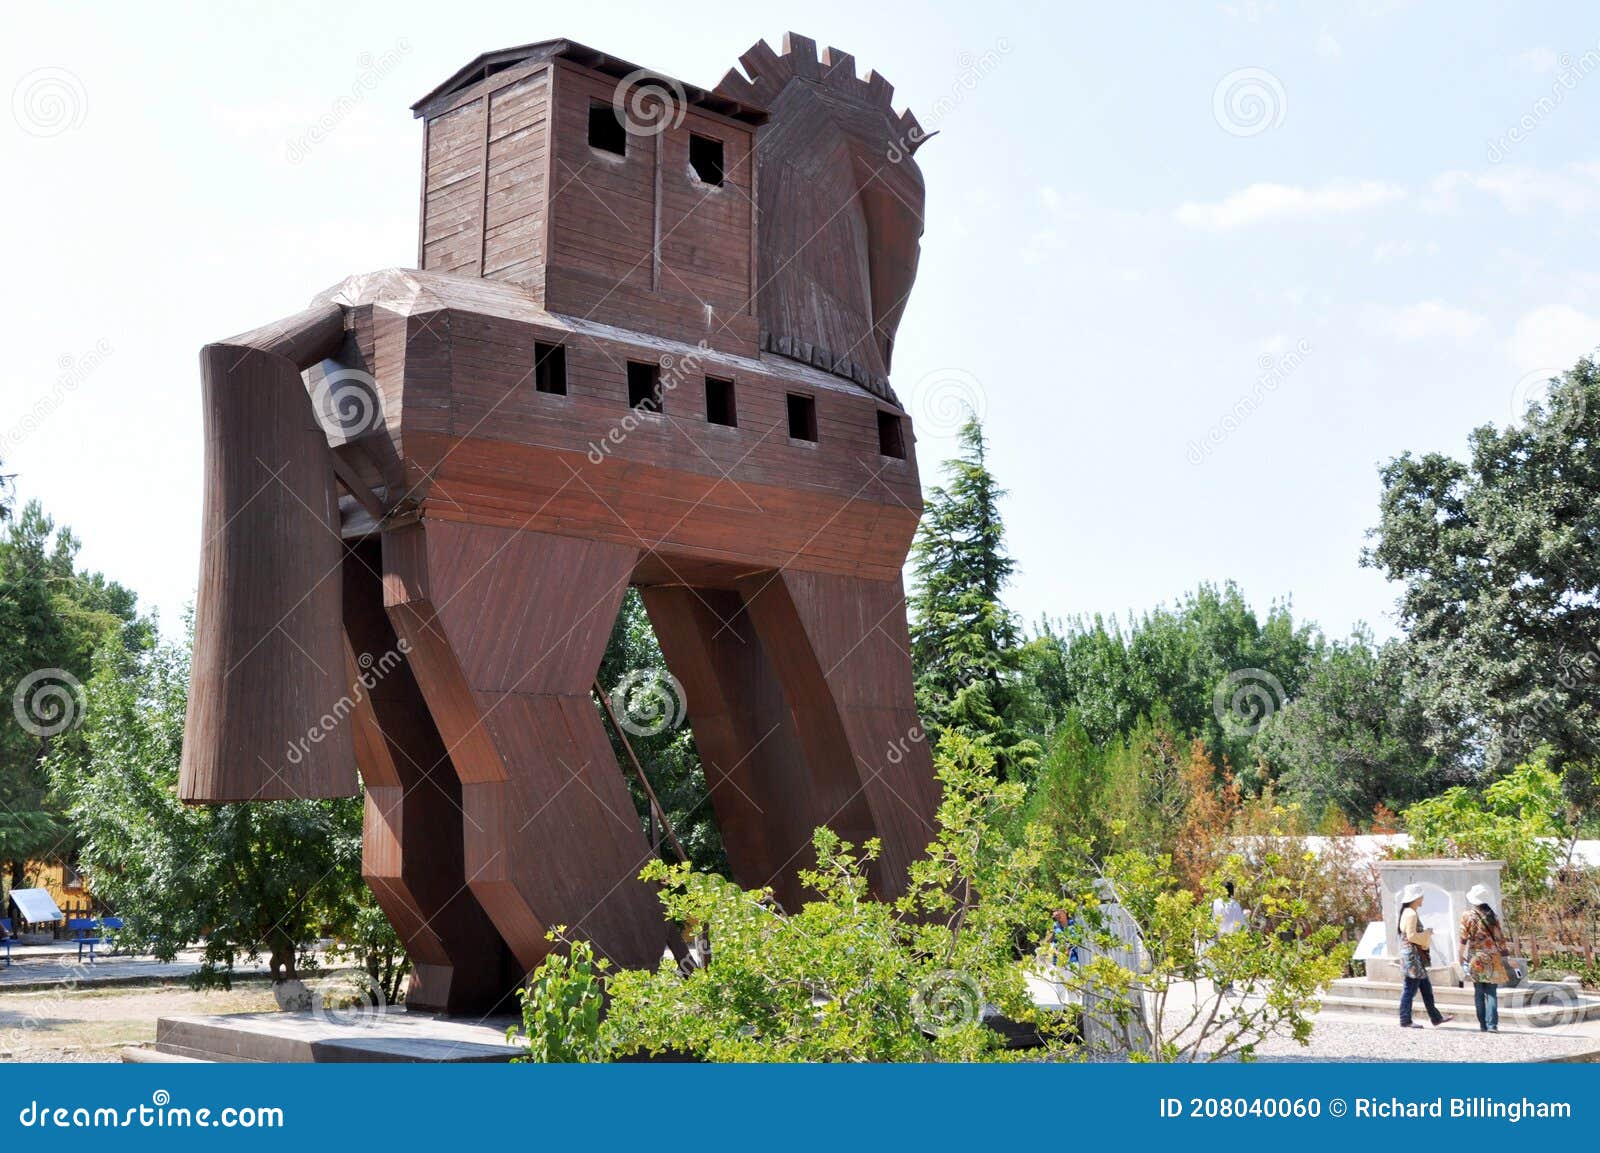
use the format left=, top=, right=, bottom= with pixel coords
left=180, top=35, right=938, bottom=1015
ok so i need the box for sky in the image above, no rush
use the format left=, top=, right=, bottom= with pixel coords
left=3, top=0, right=1598, bottom=645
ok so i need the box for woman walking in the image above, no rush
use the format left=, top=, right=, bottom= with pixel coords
left=1397, top=883, right=1454, bottom=1028
left=1458, top=883, right=1512, bottom=1033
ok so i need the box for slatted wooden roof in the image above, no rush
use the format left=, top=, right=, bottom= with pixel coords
left=412, top=38, right=769, bottom=124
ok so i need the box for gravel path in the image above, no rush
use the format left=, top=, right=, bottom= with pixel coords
left=1243, top=1011, right=1600, bottom=1063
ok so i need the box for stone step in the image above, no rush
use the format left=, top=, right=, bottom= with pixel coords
left=121, top=1045, right=206, bottom=1063
left=1320, top=986, right=1600, bottom=1027
left=1331, top=977, right=1591, bottom=1010
left=153, top=1010, right=523, bottom=1063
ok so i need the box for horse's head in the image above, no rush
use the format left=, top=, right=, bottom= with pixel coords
left=717, top=34, right=927, bottom=402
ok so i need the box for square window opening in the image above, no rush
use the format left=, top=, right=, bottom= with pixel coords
left=534, top=342, right=567, bottom=395
left=628, top=361, right=662, bottom=413
left=787, top=393, right=817, bottom=442
left=587, top=101, right=627, bottom=156
left=705, top=376, right=737, bottom=426
left=877, top=410, right=906, bottom=458
left=689, top=133, right=725, bottom=186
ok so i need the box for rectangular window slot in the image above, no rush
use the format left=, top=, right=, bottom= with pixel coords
left=628, top=361, right=662, bottom=413
left=689, top=133, right=725, bottom=186
left=588, top=100, right=627, bottom=156
left=705, top=377, right=736, bottom=426
left=877, top=410, right=906, bottom=458
left=534, top=342, right=567, bottom=395
left=787, top=393, right=817, bottom=442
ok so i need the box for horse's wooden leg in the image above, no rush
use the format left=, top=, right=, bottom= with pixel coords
left=737, top=570, right=939, bottom=899
left=381, top=522, right=668, bottom=972
left=342, top=544, right=519, bottom=1015
left=639, top=586, right=819, bottom=912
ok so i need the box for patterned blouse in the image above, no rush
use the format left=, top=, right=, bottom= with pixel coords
left=1458, top=908, right=1509, bottom=984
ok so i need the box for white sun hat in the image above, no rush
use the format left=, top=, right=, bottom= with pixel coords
left=1397, top=882, right=1425, bottom=905
left=1466, top=883, right=1495, bottom=907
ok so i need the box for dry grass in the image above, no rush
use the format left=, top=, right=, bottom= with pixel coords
left=0, top=980, right=278, bottom=1063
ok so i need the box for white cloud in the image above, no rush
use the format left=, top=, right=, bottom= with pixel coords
left=1509, top=305, right=1600, bottom=371
left=1512, top=46, right=1559, bottom=74
left=1381, top=301, right=1486, bottom=341
left=1426, top=165, right=1600, bottom=215
left=1175, top=180, right=1404, bottom=231
left=1316, top=27, right=1342, bottom=59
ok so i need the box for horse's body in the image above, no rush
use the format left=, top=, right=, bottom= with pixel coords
left=181, top=35, right=938, bottom=1014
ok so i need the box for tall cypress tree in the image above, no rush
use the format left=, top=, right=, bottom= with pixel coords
left=909, top=417, right=1039, bottom=777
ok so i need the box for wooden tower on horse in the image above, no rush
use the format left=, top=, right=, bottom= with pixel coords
left=180, top=34, right=938, bottom=1014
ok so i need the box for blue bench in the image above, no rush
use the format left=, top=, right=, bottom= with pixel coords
left=1, top=917, right=11, bottom=967
left=67, top=916, right=125, bottom=963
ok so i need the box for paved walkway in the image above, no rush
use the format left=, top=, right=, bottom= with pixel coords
left=1, top=945, right=268, bottom=990
left=1245, top=1007, right=1600, bottom=1062
left=1161, top=980, right=1600, bottom=1062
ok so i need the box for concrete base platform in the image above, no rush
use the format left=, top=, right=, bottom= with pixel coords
left=1325, top=976, right=1600, bottom=1027
left=139, top=1008, right=523, bottom=1063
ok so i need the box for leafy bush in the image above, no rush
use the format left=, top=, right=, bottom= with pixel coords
left=1400, top=756, right=1568, bottom=903
left=507, top=932, right=607, bottom=1063
left=505, top=732, right=1343, bottom=1063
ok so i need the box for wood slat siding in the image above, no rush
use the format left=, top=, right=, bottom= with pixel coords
left=343, top=543, right=518, bottom=1014
left=421, top=99, right=485, bottom=275
left=483, top=71, right=550, bottom=293
left=547, top=66, right=655, bottom=294
left=180, top=308, right=355, bottom=804
left=325, top=273, right=921, bottom=580
left=382, top=521, right=671, bottom=972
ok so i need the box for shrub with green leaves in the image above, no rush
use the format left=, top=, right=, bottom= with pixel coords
left=505, top=732, right=1341, bottom=1063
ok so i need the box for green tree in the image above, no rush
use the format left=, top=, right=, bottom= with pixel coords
left=1020, top=713, right=1110, bottom=858
left=1254, top=631, right=1459, bottom=821
left=1365, top=356, right=1600, bottom=795
left=596, top=588, right=726, bottom=874
left=909, top=418, right=1040, bottom=777
left=1103, top=847, right=1342, bottom=1062
left=1030, top=583, right=1319, bottom=786
left=0, top=500, right=146, bottom=888
left=1401, top=755, right=1573, bottom=904
left=45, top=629, right=392, bottom=989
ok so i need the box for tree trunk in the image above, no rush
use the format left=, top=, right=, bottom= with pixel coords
left=269, top=937, right=297, bottom=982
